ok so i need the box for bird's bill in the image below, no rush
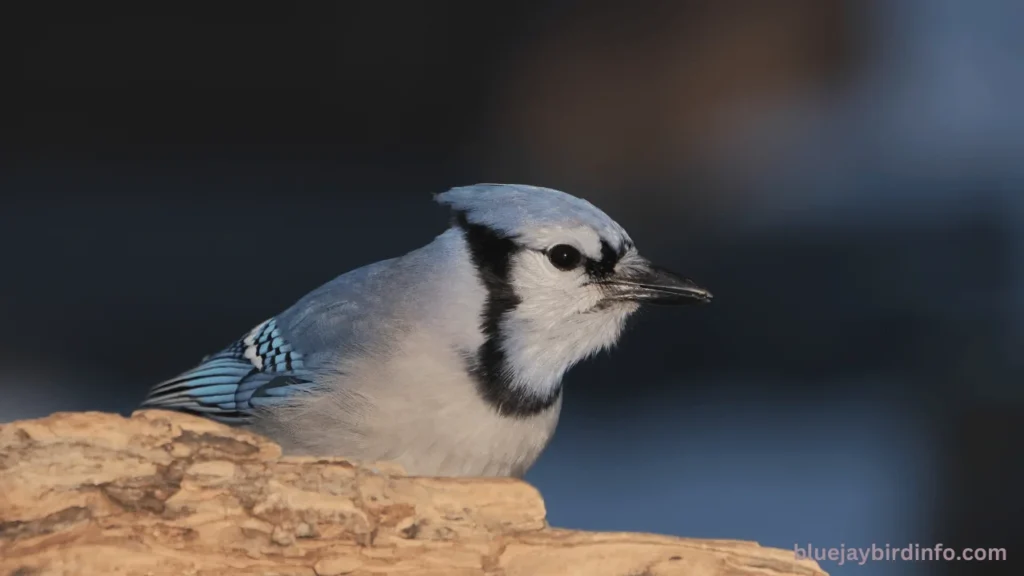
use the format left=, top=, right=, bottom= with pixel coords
left=601, top=262, right=712, bottom=306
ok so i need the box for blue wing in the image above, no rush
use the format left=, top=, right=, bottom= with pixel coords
left=141, top=317, right=316, bottom=425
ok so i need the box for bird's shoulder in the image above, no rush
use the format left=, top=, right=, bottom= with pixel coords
left=275, top=256, right=403, bottom=352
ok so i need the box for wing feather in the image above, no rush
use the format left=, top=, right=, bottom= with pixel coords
left=141, top=317, right=314, bottom=424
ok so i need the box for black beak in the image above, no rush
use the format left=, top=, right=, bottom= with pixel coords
left=602, top=262, right=712, bottom=306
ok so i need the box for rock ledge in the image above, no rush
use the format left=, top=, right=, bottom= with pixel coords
left=0, top=411, right=826, bottom=576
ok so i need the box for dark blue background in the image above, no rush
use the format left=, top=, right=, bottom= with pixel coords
left=2, top=3, right=1020, bottom=575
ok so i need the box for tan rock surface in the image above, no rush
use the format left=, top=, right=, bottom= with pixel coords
left=0, top=411, right=827, bottom=576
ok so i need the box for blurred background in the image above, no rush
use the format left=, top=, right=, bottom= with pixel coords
left=2, top=1, right=1020, bottom=574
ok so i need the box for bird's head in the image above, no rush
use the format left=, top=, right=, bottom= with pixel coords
left=435, top=184, right=711, bottom=415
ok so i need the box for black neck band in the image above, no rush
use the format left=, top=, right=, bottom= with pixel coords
left=454, top=212, right=563, bottom=417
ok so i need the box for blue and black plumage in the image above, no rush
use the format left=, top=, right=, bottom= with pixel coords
left=143, top=318, right=315, bottom=424
left=140, top=184, right=711, bottom=477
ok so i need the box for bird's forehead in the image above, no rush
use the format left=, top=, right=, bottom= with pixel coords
left=435, top=184, right=632, bottom=255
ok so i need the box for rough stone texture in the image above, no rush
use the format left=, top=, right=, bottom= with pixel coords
left=0, top=411, right=827, bottom=576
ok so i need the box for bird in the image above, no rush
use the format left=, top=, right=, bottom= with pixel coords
left=139, top=184, right=712, bottom=477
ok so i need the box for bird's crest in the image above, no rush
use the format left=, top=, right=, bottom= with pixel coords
left=434, top=184, right=632, bottom=253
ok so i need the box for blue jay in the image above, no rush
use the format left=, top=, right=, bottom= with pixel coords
left=140, top=184, right=711, bottom=477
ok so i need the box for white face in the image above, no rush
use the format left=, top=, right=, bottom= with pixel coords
left=498, top=225, right=641, bottom=397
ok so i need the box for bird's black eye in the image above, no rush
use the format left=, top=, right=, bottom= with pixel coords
left=547, top=244, right=583, bottom=271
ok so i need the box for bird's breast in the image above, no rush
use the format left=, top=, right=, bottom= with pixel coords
left=259, top=327, right=562, bottom=477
